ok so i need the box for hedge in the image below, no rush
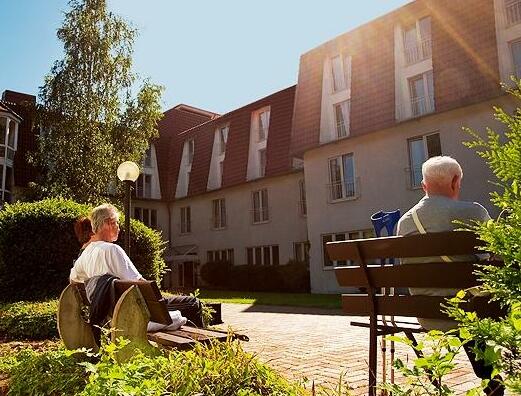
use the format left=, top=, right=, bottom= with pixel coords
left=200, top=260, right=310, bottom=292
left=0, top=198, right=165, bottom=302
left=0, top=301, right=58, bottom=340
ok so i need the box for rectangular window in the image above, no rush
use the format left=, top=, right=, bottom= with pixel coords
left=322, top=230, right=374, bottom=268
left=144, top=174, right=152, bottom=198
left=408, top=132, right=441, bottom=188
left=0, top=118, right=6, bottom=146
left=187, top=139, right=195, bottom=165
left=133, top=207, right=157, bottom=229
left=511, top=40, right=521, bottom=79
left=180, top=206, right=191, bottom=234
left=259, top=149, right=267, bottom=177
left=506, top=0, right=521, bottom=25
left=409, top=71, right=434, bottom=117
left=134, top=207, right=142, bottom=220
left=219, top=160, right=224, bottom=184
left=144, top=147, right=152, bottom=167
left=334, top=100, right=350, bottom=138
left=403, top=17, right=432, bottom=65
left=246, top=245, right=279, bottom=266
left=252, top=188, right=269, bottom=223
left=207, top=249, right=234, bottom=264
left=258, top=110, right=270, bottom=141
left=219, top=126, right=228, bottom=154
left=136, top=173, right=153, bottom=198
left=298, top=179, right=307, bottom=216
left=330, top=54, right=351, bottom=92
left=328, top=153, right=356, bottom=201
left=212, top=198, right=226, bottom=229
left=294, top=241, right=310, bottom=264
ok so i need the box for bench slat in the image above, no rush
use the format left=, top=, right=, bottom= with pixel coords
left=147, top=331, right=196, bottom=349
left=327, top=231, right=483, bottom=261
left=335, top=262, right=478, bottom=288
left=341, top=295, right=503, bottom=319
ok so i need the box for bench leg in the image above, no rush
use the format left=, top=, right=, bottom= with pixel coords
left=369, top=314, right=377, bottom=396
left=57, top=284, right=98, bottom=352
left=111, top=285, right=157, bottom=361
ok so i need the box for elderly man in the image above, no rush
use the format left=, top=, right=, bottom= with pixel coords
left=397, top=156, right=502, bottom=396
left=71, top=204, right=203, bottom=328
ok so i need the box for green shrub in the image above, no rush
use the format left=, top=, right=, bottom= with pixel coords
left=0, top=301, right=58, bottom=340
left=200, top=260, right=310, bottom=292
left=0, top=198, right=166, bottom=302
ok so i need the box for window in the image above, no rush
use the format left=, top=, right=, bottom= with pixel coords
left=258, top=110, right=270, bottom=141
left=144, top=147, right=152, bottom=167
left=212, top=198, right=226, bottom=229
left=134, top=207, right=158, bottom=229
left=328, top=153, right=356, bottom=201
left=219, top=160, right=224, bottom=184
left=187, top=139, right=195, bottom=165
left=511, top=40, right=521, bottom=79
left=334, top=101, right=350, bottom=138
left=136, top=174, right=152, bottom=198
left=207, top=249, right=234, bottom=264
left=259, top=149, right=266, bottom=177
left=506, top=0, right=521, bottom=25
left=219, top=126, right=228, bottom=155
left=330, top=55, right=351, bottom=92
left=252, top=188, right=269, bottom=223
left=408, top=132, right=442, bottom=188
left=298, top=179, right=307, bottom=216
left=403, top=17, right=432, bottom=65
left=294, top=241, right=310, bottom=264
left=322, top=230, right=375, bottom=267
left=180, top=206, right=191, bottom=234
left=246, top=245, right=279, bottom=266
left=409, top=71, right=434, bottom=117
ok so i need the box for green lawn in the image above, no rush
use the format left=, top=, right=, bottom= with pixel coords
left=198, top=289, right=341, bottom=309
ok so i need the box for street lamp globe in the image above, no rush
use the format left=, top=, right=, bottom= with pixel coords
left=117, top=161, right=140, bottom=182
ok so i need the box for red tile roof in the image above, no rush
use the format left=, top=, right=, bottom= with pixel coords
left=163, top=85, right=296, bottom=200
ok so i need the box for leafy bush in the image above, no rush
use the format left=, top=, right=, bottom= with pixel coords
left=0, top=337, right=313, bottom=396
left=0, top=198, right=166, bottom=302
left=200, top=260, right=310, bottom=292
left=0, top=301, right=58, bottom=340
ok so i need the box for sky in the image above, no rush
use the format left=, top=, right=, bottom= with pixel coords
left=0, top=0, right=411, bottom=114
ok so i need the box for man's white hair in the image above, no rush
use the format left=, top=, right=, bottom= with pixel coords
left=422, top=156, right=463, bottom=186
left=90, top=204, right=119, bottom=233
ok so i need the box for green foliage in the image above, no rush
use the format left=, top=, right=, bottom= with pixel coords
left=200, top=261, right=310, bottom=293
left=2, top=348, right=87, bottom=396
left=381, top=331, right=475, bottom=396
left=0, top=301, right=58, bottom=340
left=0, top=199, right=165, bottom=302
left=190, top=289, right=216, bottom=328
left=34, top=0, right=163, bottom=204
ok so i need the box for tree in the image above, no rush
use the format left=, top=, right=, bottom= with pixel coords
left=34, top=0, right=163, bottom=203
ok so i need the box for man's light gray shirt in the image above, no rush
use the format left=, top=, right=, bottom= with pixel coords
left=396, top=195, right=490, bottom=331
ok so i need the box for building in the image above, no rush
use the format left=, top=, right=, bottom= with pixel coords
left=0, top=90, right=38, bottom=206
left=291, top=0, right=518, bottom=293
left=134, top=86, right=308, bottom=289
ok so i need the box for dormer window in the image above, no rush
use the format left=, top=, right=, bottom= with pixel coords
left=219, top=126, right=228, bottom=155
left=258, top=110, right=270, bottom=141
left=143, top=146, right=152, bottom=167
left=403, top=17, right=432, bottom=65
left=259, top=148, right=266, bottom=177
left=187, top=139, right=195, bottom=165
left=334, top=101, right=350, bottom=138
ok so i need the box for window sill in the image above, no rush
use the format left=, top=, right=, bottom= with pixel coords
left=251, top=220, right=270, bottom=225
left=211, top=226, right=227, bottom=231
left=179, top=231, right=191, bottom=236
left=329, top=194, right=359, bottom=204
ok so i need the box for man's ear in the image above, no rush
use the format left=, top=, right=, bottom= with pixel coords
left=421, top=180, right=427, bottom=193
left=451, top=174, right=459, bottom=190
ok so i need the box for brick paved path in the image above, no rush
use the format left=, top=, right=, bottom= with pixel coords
left=218, top=303, right=482, bottom=395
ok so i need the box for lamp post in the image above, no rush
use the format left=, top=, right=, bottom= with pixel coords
left=117, top=161, right=140, bottom=254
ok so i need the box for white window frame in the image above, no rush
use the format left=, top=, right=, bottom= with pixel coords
left=256, top=109, right=270, bottom=142
left=298, top=179, right=307, bottom=216
left=211, top=198, right=226, bottom=230
left=403, top=16, right=432, bottom=65
left=187, top=139, right=195, bottom=165
left=252, top=188, right=269, bottom=224
left=328, top=153, right=358, bottom=202
left=322, top=230, right=375, bottom=269
left=407, top=132, right=442, bottom=189
left=333, top=100, right=350, bottom=138
left=246, top=245, right=279, bottom=266
left=510, top=39, right=521, bottom=79
left=330, top=54, right=351, bottom=93
left=180, top=206, right=191, bottom=234
left=408, top=71, right=434, bottom=117
left=259, top=148, right=267, bottom=177
left=294, top=241, right=310, bottom=264
left=207, top=248, right=234, bottom=264
left=219, top=126, right=229, bottom=155
left=134, top=207, right=158, bottom=229
left=506, top=0, right=521, bottom=26
left=136, top=173, right=152, bottom=198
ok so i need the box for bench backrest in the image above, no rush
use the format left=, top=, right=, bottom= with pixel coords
left=75, top=280, right=172, bottom=325
left=326, top=231, right=502, bottom=319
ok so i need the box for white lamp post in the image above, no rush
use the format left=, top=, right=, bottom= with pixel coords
left=117, top=161, right=140, bottom=254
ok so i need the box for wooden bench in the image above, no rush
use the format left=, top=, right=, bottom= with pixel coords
left=326, top=231, right=503, bottom=396
left=57, top=280, right=246, bottom=359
